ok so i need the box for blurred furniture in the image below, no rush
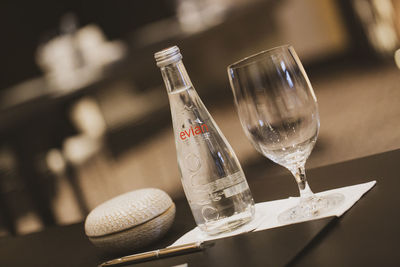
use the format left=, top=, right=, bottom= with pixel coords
left=61, top=97, right=108, bottom=215
left=0, top=149, right=399, bottom=266
left=0, top=68, right=123, bottom=232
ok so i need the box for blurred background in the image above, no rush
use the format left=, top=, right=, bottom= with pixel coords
left=0, top=0, right=399, bottom=236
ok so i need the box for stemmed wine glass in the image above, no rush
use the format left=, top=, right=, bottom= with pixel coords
left=227, top=45, right=344, bottom=223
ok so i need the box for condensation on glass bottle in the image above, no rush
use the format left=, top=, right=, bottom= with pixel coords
left=155, top=46, right=255, bottom=235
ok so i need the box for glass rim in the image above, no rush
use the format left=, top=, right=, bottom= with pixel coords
left=228, top=44, right=292, bottom=70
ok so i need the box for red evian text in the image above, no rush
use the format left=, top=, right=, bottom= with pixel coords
left=180, top=124, right=208, bottom=140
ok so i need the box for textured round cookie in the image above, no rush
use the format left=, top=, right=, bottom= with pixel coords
left=84, top=188, right=175, bottom=253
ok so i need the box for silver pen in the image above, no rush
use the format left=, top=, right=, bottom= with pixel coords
left=99, top=241, right=213, bottom=266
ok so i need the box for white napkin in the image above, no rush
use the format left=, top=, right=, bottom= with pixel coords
left=171, top=181, right=376, bottom=246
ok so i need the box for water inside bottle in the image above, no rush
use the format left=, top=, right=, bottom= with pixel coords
left=169, top=86, right=255, bottom=235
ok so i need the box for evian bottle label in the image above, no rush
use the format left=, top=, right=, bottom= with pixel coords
left=179, top=123, right=208, bottom=140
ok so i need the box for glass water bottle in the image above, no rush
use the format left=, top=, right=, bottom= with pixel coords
left=155, top=46, right=255, bottom=235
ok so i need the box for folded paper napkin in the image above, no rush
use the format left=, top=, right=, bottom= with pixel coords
left=171, top=181, right=376, bottom=246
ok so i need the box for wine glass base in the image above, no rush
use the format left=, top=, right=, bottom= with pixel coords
left=278, top=193, right=345, bottom=224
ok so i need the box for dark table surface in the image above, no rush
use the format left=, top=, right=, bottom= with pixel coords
left=1, top=149, right=399, bottom=267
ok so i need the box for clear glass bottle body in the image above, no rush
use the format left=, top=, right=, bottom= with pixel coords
left=156, top=47, right=255, bottom=235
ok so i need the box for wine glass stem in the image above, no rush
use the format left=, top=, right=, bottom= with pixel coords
left=291, top=165, right=314, bottom=200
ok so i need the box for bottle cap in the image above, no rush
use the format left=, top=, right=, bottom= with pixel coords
left=155, top=46, right=183, bottom=67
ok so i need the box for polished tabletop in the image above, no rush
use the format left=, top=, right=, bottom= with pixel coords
left=1, top=149, right=399, bottom=267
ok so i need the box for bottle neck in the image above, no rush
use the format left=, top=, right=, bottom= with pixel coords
left=160, top=60, right=193, bottom=93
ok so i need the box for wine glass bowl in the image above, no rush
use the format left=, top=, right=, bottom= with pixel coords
left=228, top=45, right=344, bottom=223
